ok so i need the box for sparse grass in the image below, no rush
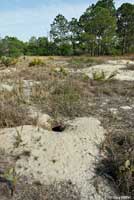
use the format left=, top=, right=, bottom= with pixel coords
left=30, top=75, right=90, bottom=119
left=90, top=80, right=134, bottom=197
left=9, top=180, right=81, bottom=200
left=96, top=131, right=134, bottom=197
left=0, top=56, right=134, bottom=198
left=0, top=89, right=33, bottom=128
left=68, top=57, right=105, bottom=68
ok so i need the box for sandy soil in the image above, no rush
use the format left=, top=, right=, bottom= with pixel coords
left=0, top=117, right=112, bottom=199
left=81, top=60, right=134, bottom=81
left=0, top=57, right=134, bottom=199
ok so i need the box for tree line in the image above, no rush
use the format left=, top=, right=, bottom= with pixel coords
left=0, top=0, right=134, bottom=57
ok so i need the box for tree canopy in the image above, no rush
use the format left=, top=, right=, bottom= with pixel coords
left=0, top=0, right=134, bottom=57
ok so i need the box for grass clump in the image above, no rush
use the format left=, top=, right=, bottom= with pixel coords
left=0, top=90, right=32, bottom=128
left=96, top=132, right=134, bottom=197
left=0, top=57, right=18, bottom=67
left=49, top=81, right=81, bottom=118
left=30, top=76, right=89, bottom=119
left=29, top=58, right=44, bottom=67
left=92, top=70, right=117, bottom=81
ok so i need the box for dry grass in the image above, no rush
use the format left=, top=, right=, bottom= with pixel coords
left=91, top=80, right=134, bottom=197
left=0, top=56, right=134, bottom=198
left=96, top=131, right=134, bottom=197
left=30, top=74, right=90, bottom=119
left=0, top=89, right=33, bottom=128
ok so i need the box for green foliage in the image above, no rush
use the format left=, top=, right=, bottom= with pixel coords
left=117, top=3, right=134, bottom=54
left=50, top=14, right=69, bottom=44
left=26, top=36, right=49, bottom=56
left=0, top=36, right=25, bottom=57
left=80, top=4, right=116, bottom=55
left=95, top=0, right=116, bottom=15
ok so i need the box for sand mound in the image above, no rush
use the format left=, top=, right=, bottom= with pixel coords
left=0, top=117, right=112, bottom=199
left=82, top=60, right=134, bottom=81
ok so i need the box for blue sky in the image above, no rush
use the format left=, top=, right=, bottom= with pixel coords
left=0, top=0, right=134, bottom=41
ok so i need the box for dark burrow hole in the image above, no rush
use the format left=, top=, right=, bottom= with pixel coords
left=52, top=124, right=66, bottom=132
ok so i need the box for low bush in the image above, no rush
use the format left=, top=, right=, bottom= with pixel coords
left=29, top=58, right=44, bottom=67
left=0, top=57, right=18, bottom=67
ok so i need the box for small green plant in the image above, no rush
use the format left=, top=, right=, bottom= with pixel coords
left=92, top=70, right=117, bottom=81
left=59, top=67, right=68, bottom=76
left=13, top=128, right=23, bottom=148
left=92, top=70, right=106, bottom=81
left=29, top=58, right=44, bottom=67
left=0, top=167, right=17, bottom=196
left=51, top=67, right=68, bottom=77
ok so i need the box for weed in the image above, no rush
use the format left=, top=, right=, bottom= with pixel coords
left=13, top=128, right=23, bottom=148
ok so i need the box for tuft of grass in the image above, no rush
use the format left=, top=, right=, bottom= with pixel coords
left=13, top=129, right=23, bottom=148
left=92, top=70, right=106, bottom=81
left=92, top=70, right=117, bottom=81
left=29, top=58, right=44, bottom=67
left=96, top=131, right=134, bottom=197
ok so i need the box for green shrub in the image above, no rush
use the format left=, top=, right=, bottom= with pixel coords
left=92, top=70, right=117, bottom=81
left=29, top=58, right=44, bottom=67
left=0, top=56, right=18, bottom=67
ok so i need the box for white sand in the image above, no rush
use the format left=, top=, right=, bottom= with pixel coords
left=0, top=117, right=111, bottom=199
left=82, top=60, right=134, bottom=81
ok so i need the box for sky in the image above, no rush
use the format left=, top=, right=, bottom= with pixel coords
left=0, top=0, right=134, bottom=41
